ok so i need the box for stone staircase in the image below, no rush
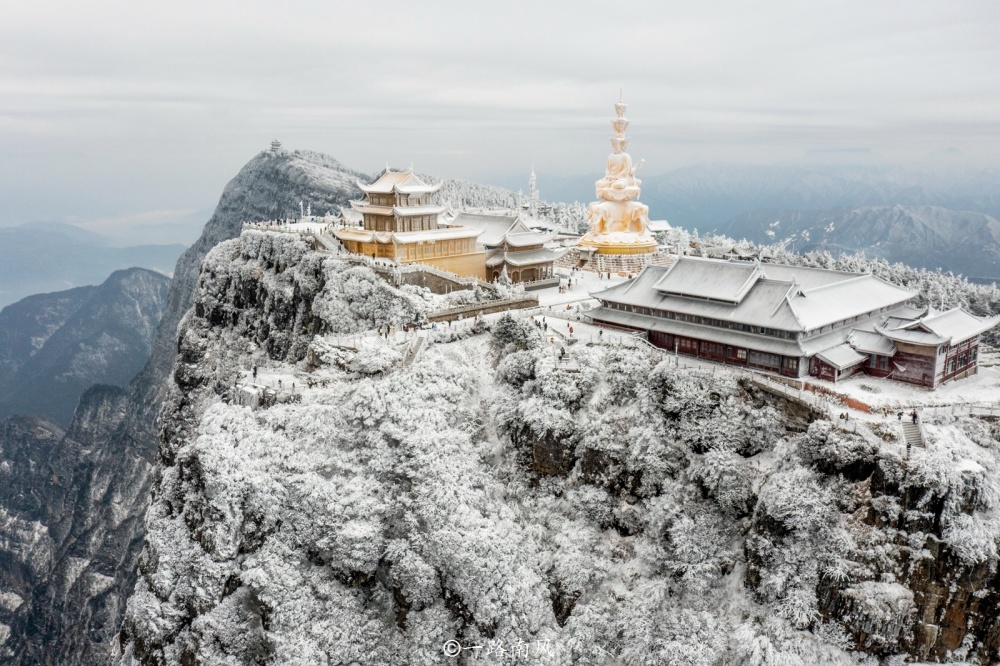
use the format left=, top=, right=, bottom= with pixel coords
left=901, top=419, right=925, bottom=450
left=401, top=332, right=428, bottom=369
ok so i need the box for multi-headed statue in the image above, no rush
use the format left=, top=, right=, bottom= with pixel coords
left=579, top=97, right=656, bottom=253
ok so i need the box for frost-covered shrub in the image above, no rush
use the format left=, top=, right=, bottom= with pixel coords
left=942, top=513, right=999, bottom=564
left=489, top=312, right=539, bottom=357
left=604, top=347, right=656, bottom=403
left=689, top=450, right=757, bottom=516
left=757, top=467, right=832, bottom=533
left=314, top=263, right=426, bottom=333
left=798, top=421, right=881, bottom=479
left=496, top=349, right=536, bottom=387
left=349, top=339, right=402, bottom=375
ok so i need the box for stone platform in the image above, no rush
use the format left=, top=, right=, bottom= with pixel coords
left=557, top=247, right=675, bottom=275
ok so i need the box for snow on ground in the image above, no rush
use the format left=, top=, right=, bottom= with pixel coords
left=812, top=349, right=1000, bottom=411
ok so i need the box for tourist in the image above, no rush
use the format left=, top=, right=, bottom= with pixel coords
left=252, top=365, right=257, bottom=380
left=911, top=410, right=918, bottom=424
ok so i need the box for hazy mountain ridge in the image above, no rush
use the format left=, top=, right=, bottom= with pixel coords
left=0, top=268, right=171, bottom=427
left=0, top=226, right=183, bottom=309
left=719, top=205, right=1000, bottom=279
left=0, top=285, right=97, bottom=382
left=643, top=164, right=1000, bottom=227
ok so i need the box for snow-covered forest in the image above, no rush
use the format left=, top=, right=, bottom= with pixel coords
left=113, top=231, right=1000, bottom=664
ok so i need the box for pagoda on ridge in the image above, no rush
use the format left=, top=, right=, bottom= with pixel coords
left=334, top=167, right=487, bottom=278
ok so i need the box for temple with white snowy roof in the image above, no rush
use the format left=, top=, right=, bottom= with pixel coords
left=335, top=168, right=567, bottom=282
left=442, top=211, right=567, bottom=282
left=334, top=168, right=486, bottom=278
left=590, top=256, right=1000, bottom=388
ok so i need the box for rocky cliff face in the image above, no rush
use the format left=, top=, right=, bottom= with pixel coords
left=0, top=268, right=171, bottom=426
left=0, top=149, right=369, bottom=665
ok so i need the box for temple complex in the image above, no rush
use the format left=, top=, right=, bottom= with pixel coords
left=577, top=97, right=658, bottom=268
left=334, top=168, right=567, bottom=283
left=334, top=168, right=487, bottom=278
left=590, top=256, right=1000, bottom=389
left=443, top=211, right=566, bottom=282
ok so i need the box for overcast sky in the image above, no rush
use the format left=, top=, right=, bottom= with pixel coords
left=2, top=0, right=999, bottom=236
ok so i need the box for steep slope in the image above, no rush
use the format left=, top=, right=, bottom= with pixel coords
left=0, top=414, right=69, bottom=648
left=719, top=205, right=1000, bottom=279
left=114, top=230, right=1000, bottom=664
left=0, top=268, right=171, bottom=426
left=0, top=285, right=97, bottom=384
left=0, top=149, right=378, bottom=665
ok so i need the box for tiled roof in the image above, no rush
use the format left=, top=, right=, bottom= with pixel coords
left=486, top=247, right=568, bottom=267
left=592, top=258, right=916, bottom=334
left=652, top=258, right=761, bottom=303
left=786, top=276, right=915, bottom=331
left=816, top=344, right=867, bottom=370
left=916, top=308, right=1000, bottom=344
left=447, top=212, right=556, bottom=248
left=876, top=326, right=948, bottom=346
left=848, top=330, right=897, bottom=356
left=448, top=212, right=520, bottom=245
left=357, top=169, right=442, bottom=195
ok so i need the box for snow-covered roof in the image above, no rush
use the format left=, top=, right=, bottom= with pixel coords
left=592, top=258, right=917, bottom=334
left=392, top=227, right=482, bottom=243
left=848, top=330, right=897, bottom=356
left=334, top=226, right=482, bottom=244
left=350, top=201, right=446, bottom=217
left=876, top=326, right=948, bottom=346
left=447, top=211, right=521, bottom=245
left=485, top=247, right=568, bottom=267
left=444, top=212, right=556, bottom=248
left=505, top=230, right=558, bottom=247
left=913, top=308, right=1000, bottom=345
left=652, top=258, right=762, bottom=303
left=786, top=275, right=916, bottom=331
left=647, top=220, right=671, bottom=232
left=339, top=208, right=363, bottom=224
left=357, top=169, right=442, bottom=195
left=815, top=344, right=868, bottom=371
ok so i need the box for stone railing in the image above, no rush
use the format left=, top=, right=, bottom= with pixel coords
left=427, top=295, right=539, bottom=322
left=918, top=404, right=1000, bottom=418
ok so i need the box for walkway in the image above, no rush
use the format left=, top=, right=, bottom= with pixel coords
left=901, top=419, right=925, bottom=449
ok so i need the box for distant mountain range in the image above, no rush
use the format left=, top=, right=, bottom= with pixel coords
left=537, top=164, right=1000, bottom=224
left=716, top=205, right=1000, bottom=280
left=0, top=223, right=183, bottom=308
left=532, top=164, right=1000, bottom=280
left=0, top=268, right=170, bottom=426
